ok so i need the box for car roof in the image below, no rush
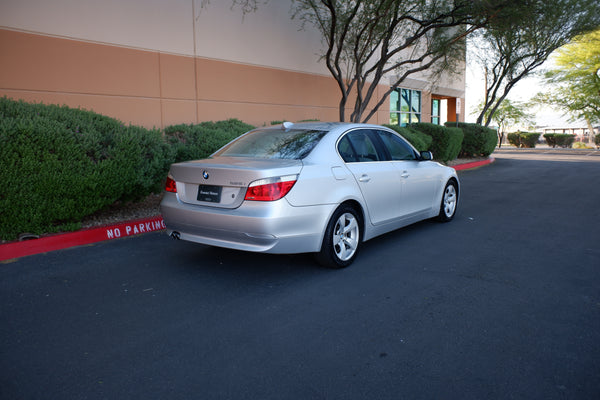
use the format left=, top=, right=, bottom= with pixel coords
left=264, top=121, right=382, bottom=132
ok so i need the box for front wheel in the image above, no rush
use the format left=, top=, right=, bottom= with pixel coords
left=437, top=180, right=458, bottom=222
left=315, top=205, right=361, bottom=269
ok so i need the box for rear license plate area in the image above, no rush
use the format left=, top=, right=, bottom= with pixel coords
left=197, top=185, right=222, bottom=203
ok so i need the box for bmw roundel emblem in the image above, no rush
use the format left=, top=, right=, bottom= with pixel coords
left=202, top=171, right=209, bottom=180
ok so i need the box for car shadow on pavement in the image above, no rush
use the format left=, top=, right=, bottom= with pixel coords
left=162, top=237, right=325, bottom=277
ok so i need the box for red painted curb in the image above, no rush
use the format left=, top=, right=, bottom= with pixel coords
left=452, top=157, right=495, bottom=171
left=0, top=216, right=165, bottom=262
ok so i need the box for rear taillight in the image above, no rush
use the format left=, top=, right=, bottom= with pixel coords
left=165, top=176, right=177, bottom=193
left=244, top=175, right=297, bottom=201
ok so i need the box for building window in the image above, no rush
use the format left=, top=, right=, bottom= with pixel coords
left=431, top=99, right=440, bottom=125
left=390, top=88, right=421, bottom=126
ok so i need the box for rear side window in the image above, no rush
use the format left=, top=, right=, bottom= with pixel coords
left=215, top=128, right=327, bottom=159
left=338, top=136, right=358, bottom=162
left=376, top=130, right=417, bottom=161
left=338, top=130, right=380, bottom=162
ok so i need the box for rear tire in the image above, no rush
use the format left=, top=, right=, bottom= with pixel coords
left=437, top=180, right=458, bottom=222
left=315, top=205, right=361, bottom=269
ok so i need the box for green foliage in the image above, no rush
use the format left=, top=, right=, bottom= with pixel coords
left=572, top=141, right=593, bottom=149
left=507, top=132, right=540, bottom=148
left=383, top=124, right=433, bottom=152
left=473, top=99, right=535, bottom=134
left=164, top=119, right=254, bottom=163
left=408, top=123, right=463, bottom=162
left=446, top=122, right=497, bottom=157
left=543, top=133, right=575, bottom=148
left=506, top=133, right=520, bottom=147
left=520, top=132, right=540, bottom=148
left=472, top=0, right=600, bottom=126
left=0, top=97, right=173, bottom=241
left=0, top=98, right=256, bottom=240
left=535, top=28, right=600, bottom=125
left=293, top=0, right=476, bottom=122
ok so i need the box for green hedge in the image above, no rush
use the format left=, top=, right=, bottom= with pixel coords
left=0, top=98, right=173, bottom=240
left=506, top=133, right=519, bottom=147
left=165, top=119, right=254, bottom=163
left=0, top=98, right=260, bottom=241
left=543, top=133, right=575, bottom=148
left=408, top=123, right=464, bottom=162
left=383, top=124, right=433, bottom=152
left=447, top=122, right=497, bottom=157
left=507, top=132, right=541, bottom=148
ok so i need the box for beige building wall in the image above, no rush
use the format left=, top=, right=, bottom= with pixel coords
left=0, top=0, right=462, bottom=128
left=0, top=0, right=196, bottom=56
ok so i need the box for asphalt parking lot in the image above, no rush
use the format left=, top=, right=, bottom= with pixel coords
left=1, top=149, right=599, bottom=400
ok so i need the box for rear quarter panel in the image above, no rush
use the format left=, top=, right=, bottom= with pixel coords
left=285, top=162, right=365, bottom=208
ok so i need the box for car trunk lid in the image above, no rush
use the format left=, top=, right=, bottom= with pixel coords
left=169, top=157, right=303, bottom=208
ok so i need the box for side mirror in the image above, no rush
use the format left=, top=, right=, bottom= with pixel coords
left=420, top=151, right=433, bottom=161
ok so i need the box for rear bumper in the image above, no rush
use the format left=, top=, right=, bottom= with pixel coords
left=160, top=193, right=335, bottom=254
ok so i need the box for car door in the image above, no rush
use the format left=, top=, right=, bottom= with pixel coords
left=338, top=129, right=403, bottom=225
left=374, top=129, right=438, bottom=216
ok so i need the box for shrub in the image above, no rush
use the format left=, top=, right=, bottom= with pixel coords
left=520, top=132, right=541, bottom=148
left=543, top=133, right=555, bottom=147
left=555, top=134, right=575, bottom=148
left=165, top=119, right=255, bottom=163
left=383, top=124, right=433, bottom=152
left=408, top=123, right=463, bottom=162
left=507, top=132, right=520, bottom=147
left=572, top=141, right=593, bottom=149
left=543, top=133, right=575, bottom=148
left=0, top=97, right=173, bottom=241
left=595, top=134, right=600, bottom=147
left=507, top=132, right=540, bottom=148
left=447, top=122, right=497, bottom=157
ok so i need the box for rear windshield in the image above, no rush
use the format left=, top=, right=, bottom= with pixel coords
left=214, top=128, right=327, bottom=159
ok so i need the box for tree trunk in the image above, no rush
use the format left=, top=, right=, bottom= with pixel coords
left=585, top=118, right=595, bottom=145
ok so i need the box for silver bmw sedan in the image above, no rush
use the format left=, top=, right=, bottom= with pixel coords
left=160, top=122, right=459, bottom=268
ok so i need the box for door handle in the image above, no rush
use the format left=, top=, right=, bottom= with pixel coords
left=401, top=171, right=409, bottom=179
left=358, top=174, right=371, bottom=182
